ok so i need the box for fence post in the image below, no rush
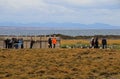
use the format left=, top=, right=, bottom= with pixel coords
left=33, top=35, right=37, bottom=48
left=45, top=35, right=47, bottom=48
left=26, top=35, right=28, bottom=48
left=3, top=36, right=5, bottom=49
left=40, top=36, right=41, bottom=48
left=59, top=38, right=61, bottom=48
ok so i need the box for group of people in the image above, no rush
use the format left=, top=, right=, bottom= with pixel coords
left=4, top=36, right=107, bottom=49
left=4, top=38, right=24, bottom=49
left=48, top=36, right=57, bottom=48
left=29, top=36, right=57, bottom=49
left=4, top=36, right=57, bottom=49
left=90, top=37, right=107, bottom=49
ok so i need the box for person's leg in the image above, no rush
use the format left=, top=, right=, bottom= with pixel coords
left=6, top=43, right=8, bottom=48
left=96, top=43, right=99, bottom=48
left=53, top=44, right=56, bottom=48
left=105, top=45, right=107, bottom=48
left=14, top=44, right=16, bottom=49
left=22, top=44, right=24, bottom=48
left=21, top=44, right=23, bottom=49
left=48, top=43, right=51, bottom=48
left=30, top=43, right=32, bottom=49
left=50, top=44, right=52, bottom=48
left=92, top=44, right=94, bottom=48
left=94, top=45, right=96, bottom=48
left=8, top=44, right=10, bottom=48
left=5, top=43, right=7, bottom=48
left=102, top=44, right=104, bottom=49
left=10, top=43, right=12, bottom=48
left=16, top=44, right=18, bottom=49
left=97, top=45, right=99, bottom=48
left=48, top=44, right=50, bottom=48
left=31, top=44, right=33, bottom=48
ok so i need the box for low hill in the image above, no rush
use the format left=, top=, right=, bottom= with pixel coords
left=0, top=23, right=120, bottom=29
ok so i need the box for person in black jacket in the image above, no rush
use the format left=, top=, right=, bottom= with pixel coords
left=48, top=36, right=52, bottom=48
left=94, top=37, right=99, bottom=48
left=102, top=38, right=107, bottom=49
left=30, top=38, right=35, bottom=49
left=4, top=38, right=9, bottom=48
left=8, top=39, right=13, bottom=48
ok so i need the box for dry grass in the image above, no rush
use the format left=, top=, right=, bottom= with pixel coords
left=107, top=39, right=120, bottom=45
left=0, top=48, right=120, bottom=79
left=61, top=39, right=89, bottom=45
left=61, top=39, right=120, bottom=45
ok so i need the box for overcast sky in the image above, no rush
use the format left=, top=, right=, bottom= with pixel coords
left=0, top=0, right=120, bottom=26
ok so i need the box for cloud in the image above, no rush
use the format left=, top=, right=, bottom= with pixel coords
left=44, top=0, right=120, bottom=9
left=0, top=0, right=120, bottom=26
left=0, top=0, right=46, bottom=14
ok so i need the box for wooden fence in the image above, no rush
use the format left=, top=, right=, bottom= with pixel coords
left=0, top=36, right=61, bottom=49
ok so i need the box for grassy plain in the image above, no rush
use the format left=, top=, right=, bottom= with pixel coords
left=61, top=39, right=120, bottom=49
left=0, top=38, right=120, bottom=79
left=0, top=48, right=120, bottom=79
left=61, top=39, right=120, bottom=45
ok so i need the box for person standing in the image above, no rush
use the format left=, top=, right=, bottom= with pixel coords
left=94, top=37, right=99, bottom=48
left=48, top=36, right=52, bottom=48
left=30, top=38, right=35, bottom=49
left=52, top=36, right=57, bottom=48
left=14, top=38, right=19, bottom=49
left=102, top=38, right=107, bottom=49
left=90, top=37, right=94, bottom=48
left=4, top=38, right=9, bottom=48
left=7, top=39, right=11, bottom=48
left=18, top=38, right=24, bottom=49
left=9, top=39, right=13, bottom=48
left=21, top=38, right=24, bottom=49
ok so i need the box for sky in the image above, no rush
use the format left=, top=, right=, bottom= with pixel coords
left=0, top=0, right=120, bottom=26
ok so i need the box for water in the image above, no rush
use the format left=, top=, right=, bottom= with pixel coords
left=0, top=29, right=120, bottom=36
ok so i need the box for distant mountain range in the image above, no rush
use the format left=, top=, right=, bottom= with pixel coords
left=0, top=22, right=120, bottom=30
